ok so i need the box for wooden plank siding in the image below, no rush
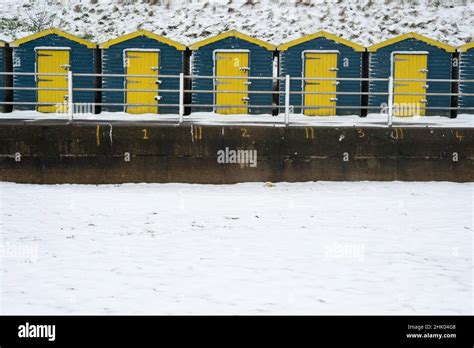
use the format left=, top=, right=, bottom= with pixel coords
left=191, top=37, right=274, bottom=114
left=101, top=36, right=188, bottom=114
left=368, top=38, right=453, bottom=116
left=12, top=34, right=96, bottom=111
left=279, top=37, right=363, bottom=116
left=0, top=45, right=5, bottom=112
left=459, top=48, right=474, bottom=114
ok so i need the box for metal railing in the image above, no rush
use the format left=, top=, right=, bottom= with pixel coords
left=0, top=71, right=473, bottom=127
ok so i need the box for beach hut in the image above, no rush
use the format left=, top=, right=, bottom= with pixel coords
left=99, top=30, right=188, bottom=114
left=458, top=42, right=474, bottom=115
left=368, top=32, right=456, bottom=116
left=9, top=28, right=97, bottom=113
left=189, top=30, right=276, bottom=115
left=278, top=31, right=365, bottom=116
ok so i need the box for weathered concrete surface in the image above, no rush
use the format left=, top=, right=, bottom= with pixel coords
left=0, top=123, right=472, bottom=183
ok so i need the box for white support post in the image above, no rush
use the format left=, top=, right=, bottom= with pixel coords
left=284, top=74, right=290, bottom=126
left=179, top=73, right=184, bottom=124
left=67, top=70, right=73, bottom=122
left=387, top=76, right=394, bottom=127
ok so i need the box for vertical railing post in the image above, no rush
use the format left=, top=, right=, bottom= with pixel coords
left=285, top=74, right=290, bottom=126
left=179, top=73, right=184, bottom=124
left=387, top=76, right=394, bottom=127
left=68, top=70, right=74, bottom=122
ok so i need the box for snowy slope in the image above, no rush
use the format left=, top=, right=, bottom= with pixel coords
left=0, top=0, right=473, bottom=47
left=0, top=181, right=472, bottom=314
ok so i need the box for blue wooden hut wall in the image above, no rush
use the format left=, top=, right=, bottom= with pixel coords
left=190, top=30, right=276, bottom=114
left=368, top=33, right=456, bottom=116
left=9, top=28, right=96, bottom=111
left=458, top=43, right=474, bottom=114
left=278, top=31, right=365, bottom=115
left=100, top=30, right=188, bottom=114
left=0, top=40, right=6, bottom=112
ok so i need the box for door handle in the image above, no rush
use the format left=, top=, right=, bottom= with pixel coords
left=242, top=97, right=250, bottom=102
left=243, top=82, right=252, bottom=86
left=60, top=64, right=71, bottom=70
left=151, top=67, right=159, bottom=71
left=418, top=69, right=429, bottom=73
left=332, top=81, right=340, bottom=86
left=329, top=67, right=339, bottom=71
left=155, top=80, right=162, bottom=85
left=239, top=67, right=250, bottom=72
left=330, top=98, right=338, bottom=101
left=419, top=99, right=427, bottom=103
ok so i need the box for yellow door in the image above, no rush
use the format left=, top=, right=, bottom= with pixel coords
left=37, top=49, right=70, bottom=113
left=304, top=52, right=337, bottom=116
left=393, top=53, right=427, bottom=116
left=126, top=51, right=159, bottom=114
left=215, top=51, right=249, bottom=115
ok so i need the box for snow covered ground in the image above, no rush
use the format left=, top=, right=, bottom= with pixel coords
left=0, top=0, right=473, bottom=46
left=2, top=111, right=474, bottom=128
left=0, top=181, right=472, bottom=314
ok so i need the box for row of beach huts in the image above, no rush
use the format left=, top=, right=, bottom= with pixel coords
left=0, top=28, right=473, bottom=116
